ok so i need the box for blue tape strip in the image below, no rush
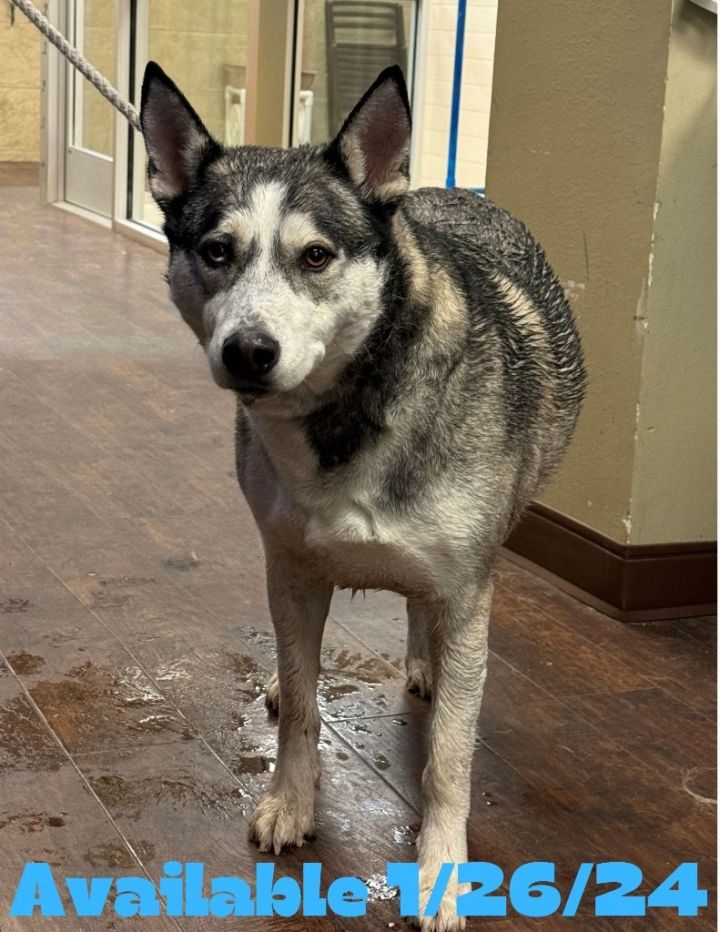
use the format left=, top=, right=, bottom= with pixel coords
left=446, top=0, right=467, bottom=188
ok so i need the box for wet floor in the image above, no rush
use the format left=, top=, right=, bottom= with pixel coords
left=0, top=169, right=716, bottom=929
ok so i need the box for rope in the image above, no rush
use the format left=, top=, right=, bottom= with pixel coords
left=8, top=0, right=140, bottom=130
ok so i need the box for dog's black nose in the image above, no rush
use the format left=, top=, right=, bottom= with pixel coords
left=222, top=332, right=280, bottom=380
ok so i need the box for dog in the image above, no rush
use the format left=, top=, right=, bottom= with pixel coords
left=140, top=61, right=585, bottom=930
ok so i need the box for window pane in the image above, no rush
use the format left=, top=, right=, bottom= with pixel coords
left=299, top=0, right=416, bottom=146
left=75, top=0, right=116, bottom=157
left=130, top=0, right=248, bottom=228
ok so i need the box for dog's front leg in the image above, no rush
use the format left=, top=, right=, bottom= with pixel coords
left=249, top=547, right=333, bottom=854
left=413, top=580, right=492, bottom=932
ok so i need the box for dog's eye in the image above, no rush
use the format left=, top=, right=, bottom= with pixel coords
left=302, top=245, right=332, bottom=270
left=200, top=240, right=231, bottom=268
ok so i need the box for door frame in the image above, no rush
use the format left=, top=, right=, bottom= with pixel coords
left=42, top=0, right=425, bottom=249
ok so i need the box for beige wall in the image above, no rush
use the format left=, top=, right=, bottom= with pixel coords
left=0, top=6, right=42, bottom=161
left=629, top=1, right=716, bottom=544
left=486, top=0, right=716, bottom=545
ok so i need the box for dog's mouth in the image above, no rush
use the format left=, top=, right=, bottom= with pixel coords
left=231, top=380, right=272, bottom=400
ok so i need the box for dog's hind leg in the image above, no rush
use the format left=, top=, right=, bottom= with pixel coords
left=264, top=669, right=280, bottom=711
left=405, top=599, right=432, bottom=699
left=249, top=547, right=333, bottom=854
left=413, top=579, right=492, bottom=932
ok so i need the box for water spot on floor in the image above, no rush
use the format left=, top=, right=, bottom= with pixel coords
left=27, top=660, right=186, bottom=748
left=89, top=774, right=129, bottom=807
left=392, top=718, right=407, bottom=726
left=321, top=648, right=393, bottom=685
left=336, top=750, right=349, bottom=761
left=154, top=660, right=191, bottom=683
left=164, top=555, right=199, bottom=571
left=0, top=695, right=62, bottom=772
left=224, top=652, right=266, bottom=700
left=6, top=651, right=45, bottom=675
left=320, top=681, right=360, bottom=702
left=88, top=591, right=132, bottom=609
left=393, top=824, right=419, bottom=845
left=233, top=755, right=276, bottom=775
left=0, top=809, right=66, bottom=832
left=234, top=626, right=277, bottom=662
left=0, top=597, right=31, bottom=614
left=348, top=721, right=371, bottom=734
left=365, top=873, right=398, bottom=902
left=84, top=841, right=139, bottom=870
left=89, top=771, right=243, bottom=819
left=373, top=753, right=391, bottom=771
left=98, top=575, right=156, bottom=588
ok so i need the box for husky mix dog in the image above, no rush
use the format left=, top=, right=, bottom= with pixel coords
left=140, top=62, right=585, bottom=930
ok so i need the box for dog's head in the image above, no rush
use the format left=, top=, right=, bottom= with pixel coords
left=140, top=62, right=412, bottom=410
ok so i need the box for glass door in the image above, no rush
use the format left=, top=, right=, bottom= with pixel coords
left=56, top=0, right=413, bottom=240
left=127, top=0, right=251, bottom=231
left=295, top=0, right=418, bottom=147
left=64, top=0, right=116, bottom=217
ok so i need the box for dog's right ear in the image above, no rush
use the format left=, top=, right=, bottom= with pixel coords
left=140, top=62, right=219, bottom=206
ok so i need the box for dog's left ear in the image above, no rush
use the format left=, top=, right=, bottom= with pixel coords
left=327, top=66, right=412, bottom=204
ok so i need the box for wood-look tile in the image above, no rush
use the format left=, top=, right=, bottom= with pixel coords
left=0, top=178, right=714, bottom=932
left=2, top=618, right=194, bottom=754
left=74, top=734, right=420, bottom=931
left=0, top=670, right=180, bottom=931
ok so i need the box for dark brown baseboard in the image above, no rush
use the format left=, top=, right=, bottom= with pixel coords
left=503, top=503, right=717, bottom=622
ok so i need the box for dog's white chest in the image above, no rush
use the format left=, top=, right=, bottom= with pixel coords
left=242, top=448, right=449, bottom=595
left=300, top=494, right=444, bottom=593
left=240, top=414, right=475, bottom=595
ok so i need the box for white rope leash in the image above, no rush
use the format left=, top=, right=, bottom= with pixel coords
left=9, top=0, right=141, bottom=130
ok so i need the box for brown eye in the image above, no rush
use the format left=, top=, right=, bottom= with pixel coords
left=201, top=239, right=231, bottom=267
left=303, top=245, right=332, bottom=270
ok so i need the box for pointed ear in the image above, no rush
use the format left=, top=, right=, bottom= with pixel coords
left=327, top=66, right=412, bottom=204
left=140, top=62, right=219, bottom=206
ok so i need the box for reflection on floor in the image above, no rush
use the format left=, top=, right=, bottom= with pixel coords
left=0, top=166, right=716, bottom=929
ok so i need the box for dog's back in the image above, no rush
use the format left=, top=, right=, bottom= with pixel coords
left=400, top=186, right=586, bottom=512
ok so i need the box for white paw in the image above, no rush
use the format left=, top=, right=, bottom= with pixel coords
left=411, top=822, right=468, bottom=931
left=265, top=670, right=279, bottom=711
left=406, top=658, right=432, bottom=699
left=413, top=870, right=468, bottom=932
left=249, top=789, right=315, bottom=855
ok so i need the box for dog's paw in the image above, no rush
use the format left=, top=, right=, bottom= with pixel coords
left=411, top=871, right=468, bottom=932
left=265, top=670, right=279, bottom=711
left=405, top=658, right=432, bottom=699
left=249, top=789, right=314, bottom=855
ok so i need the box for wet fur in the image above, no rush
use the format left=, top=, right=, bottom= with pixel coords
left=141, top=62, right=585, bottom=932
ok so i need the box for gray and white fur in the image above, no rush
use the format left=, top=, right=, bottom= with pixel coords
left=141, top=62, right=585, bottom=932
